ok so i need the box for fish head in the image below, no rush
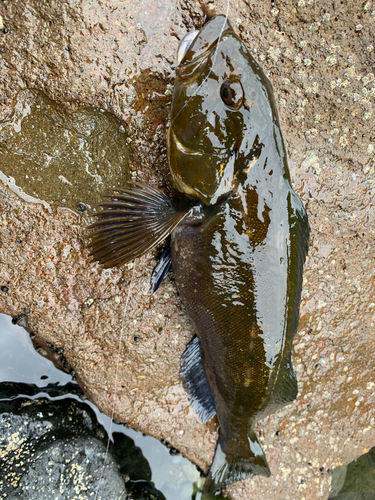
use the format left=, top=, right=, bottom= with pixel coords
left=168, top=15, right=278, bottom=206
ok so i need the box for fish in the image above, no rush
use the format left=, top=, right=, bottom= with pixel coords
left=88, top=14, right=309, bottom=494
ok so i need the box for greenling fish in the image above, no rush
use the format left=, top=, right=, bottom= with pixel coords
left=88, top=14, right=309, bottom=494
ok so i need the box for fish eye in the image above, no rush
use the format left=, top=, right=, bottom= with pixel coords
left=220, top=80, right=244, bottom=109
left=177, top=30, right=199, bottom=64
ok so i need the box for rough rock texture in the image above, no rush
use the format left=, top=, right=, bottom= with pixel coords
left=0, top=397, right=127, bottom=500
left=0, top=181, right=218, bottom=470
left=1, top=1, right=375, bottom=499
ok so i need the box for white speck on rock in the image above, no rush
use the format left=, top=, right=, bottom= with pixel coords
left=302, top=154, right=320, bottom=172
left=164, top=84, right=174, bottom=96
left=58, top=175, right=72, bottom=186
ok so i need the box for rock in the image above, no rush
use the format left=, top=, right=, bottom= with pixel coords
left=0, top=89, right=130, bottom=212
left=0, top=397, right=127, bottom=500
left=0, top=178, right=217, bottom=471
left=0, top=1, right=375, bottom=499
left=125, top=481, right=167, bottom=500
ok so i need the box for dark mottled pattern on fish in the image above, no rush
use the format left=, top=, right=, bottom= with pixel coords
left=167, top=15, right=309, bottom=491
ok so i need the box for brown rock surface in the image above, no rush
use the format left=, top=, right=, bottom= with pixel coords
left=1, top=1, right=375, bottom=499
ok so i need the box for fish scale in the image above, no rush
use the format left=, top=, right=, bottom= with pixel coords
left=168, top=13, right=310, bottom=483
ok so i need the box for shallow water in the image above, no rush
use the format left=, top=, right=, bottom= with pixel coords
left=0, top=313, right=226, bottom=500
left=0, top=90, right=130, bottom=215
left=329, top=448, right=375, bottom=499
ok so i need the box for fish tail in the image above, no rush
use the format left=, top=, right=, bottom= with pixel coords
left=204, top=432, right=270, bottom=494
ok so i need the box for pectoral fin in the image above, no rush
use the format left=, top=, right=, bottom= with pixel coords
left=88, top=182, right=191, bottom=268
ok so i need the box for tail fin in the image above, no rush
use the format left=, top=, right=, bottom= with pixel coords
left=204, top=432, right=270, bottom=494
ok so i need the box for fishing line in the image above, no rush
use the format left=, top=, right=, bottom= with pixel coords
left=211, top=0, right=231, bottom=69
left=94, top=262, right=136, bottom=500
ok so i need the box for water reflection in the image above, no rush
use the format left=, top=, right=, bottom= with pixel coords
left=329, top=447, right=375, bottom=499
left=0, top=314, right=225, bottom=499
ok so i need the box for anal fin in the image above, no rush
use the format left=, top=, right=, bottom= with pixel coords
left=180, top=336, right=216, bottom=424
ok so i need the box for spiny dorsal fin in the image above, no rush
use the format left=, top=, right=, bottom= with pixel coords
left=180, top=336, right=216, bottom=424
left=88, top=182, right=191, bottom=268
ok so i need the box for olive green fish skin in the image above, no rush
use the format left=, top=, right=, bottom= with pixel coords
left=172, top=190, right=307, bottom=460
left=168, top=16, right=291, bottom=206
left=169, top=15, right=309, bottom=486
left=86, top=13, right=309, bottom=491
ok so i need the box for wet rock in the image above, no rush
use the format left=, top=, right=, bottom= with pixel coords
left=0, top=397, right=127, bottom=500
left=125, top=481, right=166, bottom=500
left=0, top=1, right=375, bottom=500
left=0, top=90, right=130, bottom=213
left=0, top=180, right=217, bottom=473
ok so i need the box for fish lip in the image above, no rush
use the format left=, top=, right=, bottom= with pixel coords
left=176, top=50, right=211, bottom=79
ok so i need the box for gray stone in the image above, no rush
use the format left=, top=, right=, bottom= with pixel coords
left=0, top=398, right=126, bottom=500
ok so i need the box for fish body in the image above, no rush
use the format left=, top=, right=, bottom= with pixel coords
left=167, top=15, right=309, bottom=490
left=171, top=188, right=306, bottom=488
left=88, top=14, right=309, bottom=493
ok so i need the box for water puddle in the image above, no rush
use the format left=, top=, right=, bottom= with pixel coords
left=0, top=314, right=226, bottom=500
left=0, top=90, right=130, bottom=215
left=328, top=448, right=375, bottom=499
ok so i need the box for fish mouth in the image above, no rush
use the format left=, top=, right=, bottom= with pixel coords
left=176, top=49, right=212, bottom=80
left=177, top=15, right=230, bottom=77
